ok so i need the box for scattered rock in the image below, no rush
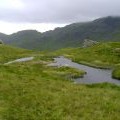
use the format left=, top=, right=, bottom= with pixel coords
left=83, top=39, right=99, bottom=47
left=114, top=48, right=120, bottom=53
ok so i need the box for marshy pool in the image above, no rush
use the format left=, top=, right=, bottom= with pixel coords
left=49, top=56, right=120, bottom=85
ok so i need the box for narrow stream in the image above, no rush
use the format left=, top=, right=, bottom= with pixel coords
left=49, top=56, right=120, bottom=85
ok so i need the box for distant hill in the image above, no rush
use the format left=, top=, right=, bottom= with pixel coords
left=1, top=30, right=42, bottom=50
left=1, top=16, right=120, bottom=50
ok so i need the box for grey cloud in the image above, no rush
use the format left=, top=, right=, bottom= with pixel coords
left=0, top=0, right=120, bottom=23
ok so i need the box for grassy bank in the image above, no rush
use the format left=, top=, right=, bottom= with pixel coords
left=0, top=62, right=120, bottom=120
left=0, top=45, right=36, bottom=63
left=0, top=44, right=120, bottom=119
left=112, top=66, right=120, bottom=79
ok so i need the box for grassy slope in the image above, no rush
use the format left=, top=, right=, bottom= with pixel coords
left=0, top=45, right=120, bottom=120
left=0, top=45, right=34, bottom=63
left=53, top=42, right=120, bottom=78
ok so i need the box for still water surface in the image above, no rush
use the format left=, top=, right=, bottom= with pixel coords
left=49, top=56, right=120, bottom=85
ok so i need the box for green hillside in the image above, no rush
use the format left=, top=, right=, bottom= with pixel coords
left=1, top=16, right=120, bottom=50
left=0, top=43, right=120, bottom=119
left=53, top=42, right=120, bottom=79
left=53, top=42, right=120, bottom=67
left=1, top=30, right=42, bottom=50
left=0, top=44, right=33, bottom=63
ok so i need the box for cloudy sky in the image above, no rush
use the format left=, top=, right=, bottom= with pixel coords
left=0, top=0, right=120, bottom=34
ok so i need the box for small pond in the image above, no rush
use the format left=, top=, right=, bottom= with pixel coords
left=49, top=56, right=120, bottom=85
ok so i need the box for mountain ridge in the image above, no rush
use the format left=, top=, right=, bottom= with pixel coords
left=0, top=16, right=120, bottom=50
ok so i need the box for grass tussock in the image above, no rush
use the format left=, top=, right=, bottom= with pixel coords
left=112, top=66, right=120, bottom=79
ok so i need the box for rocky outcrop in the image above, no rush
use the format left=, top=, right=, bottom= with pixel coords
left=83, top=39, right=99, bottom=47
left=114, top=48, right=120, bottom=52
left=0, top=40, right=3, bottom=44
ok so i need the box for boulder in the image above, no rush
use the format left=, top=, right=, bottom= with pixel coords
left=0, top=40, right=3, bottom=44
left=83, top=39, right=99, bottom=47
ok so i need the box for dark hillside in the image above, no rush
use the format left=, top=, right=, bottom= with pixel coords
left=1, top=16, right=120, bottom=50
